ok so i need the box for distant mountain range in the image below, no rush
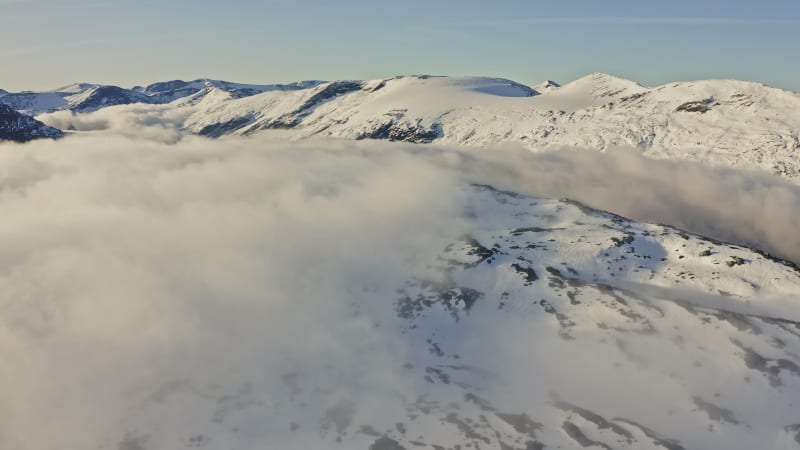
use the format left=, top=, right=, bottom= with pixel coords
left=2, top=74, right=799, bottom=182
left=0, top=78, right=324, bottom=116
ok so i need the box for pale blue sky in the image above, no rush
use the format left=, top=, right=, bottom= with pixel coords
left=2, top=0, right=799, bottom=91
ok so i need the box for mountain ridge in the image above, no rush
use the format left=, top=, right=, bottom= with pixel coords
left=170, top=74, right=800, bottom=180
left=4, top=74, right=800, bottom=183
left=0, top=78, right=326, bottom=115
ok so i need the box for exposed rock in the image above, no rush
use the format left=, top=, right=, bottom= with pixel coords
left=369, top=436, right=406, bottom=450
left=198, top=115, right=255, bottom=137
left=726, top=256, right=746, bottom=267
left=0, top=104, right=63, bottom=142
left=356, top=119, right=442, bottom=143
left=675, top=98, right=715, bottom=113
left=692, top=396, right=738, bottom=424
left=562, top=421, right=613, bottom=450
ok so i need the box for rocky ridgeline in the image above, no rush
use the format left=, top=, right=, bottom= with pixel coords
left=0, top=104, right=63, bottom=142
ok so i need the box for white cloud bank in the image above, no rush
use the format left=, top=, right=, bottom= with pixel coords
left=419, top=144, right=800, bottom=264
left=1, top=132, right=799, bottom=449
left=0, top=135, right=469, bottom=449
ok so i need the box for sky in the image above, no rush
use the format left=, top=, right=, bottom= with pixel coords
left=1, top=0, right=799, bottom=91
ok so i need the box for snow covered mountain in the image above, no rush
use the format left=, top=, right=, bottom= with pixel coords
left=378, top=184, right=800, bottom=449
left=0, top=79, right=323, bottom=115
left=132, top=79, right=324, bottom=104
left=79, top=182, right=800, bottom=450
left=169, top=73, right=800, bottom=181
left=0, top=104, right=63, bottom=142
left=8, top=73, right=800, bottom=180
left=0, top=84, right=146, bottom=114
left=180, top=76, right=542, bottom=140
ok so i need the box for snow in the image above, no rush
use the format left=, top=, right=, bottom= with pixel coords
left=166, top=73, right=800, bottom=181
left=0, top=79, right=324, bottom=116
left=375, top=184, right=800, bottom=450
left=51, top=82, right=100, bottom=94
left=11, top=72, right=800, bottom=180
left=0, top=92, right=69, bottom=114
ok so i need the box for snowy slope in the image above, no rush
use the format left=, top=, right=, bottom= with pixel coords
left=171, top=74, right=800, bottom=181
left=533, top=79, right=561, bottom=92
left=178, top=76, right=540, bottom=140
left=53, top=82, right=101, bottom=94
left=0, top=79, right=323, bottom=115
left=0, top=91, right=71, bottom=114
left=0, top=85, right=148, bottom=114
left=132, top=79, right=324, bottom=104
left=0, top=104, right=63, bottom=142
left=378, top=185, right=800, bottom=450
left=12, top=73, right=800, bottom=181
left=75, top=183, right=800, bottom=450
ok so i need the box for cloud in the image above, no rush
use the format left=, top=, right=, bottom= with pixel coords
left=0, top=134, right=470, bottom=449
left=416, top=144, right=800, bottom=264
left=38, top=104, right=194, bottom=143
left=1, top=128, right=799, bottom=448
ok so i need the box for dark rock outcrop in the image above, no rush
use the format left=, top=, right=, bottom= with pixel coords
left=0, top=104, right=63, bottom=142
left=675, top=98, right=715, bottom=113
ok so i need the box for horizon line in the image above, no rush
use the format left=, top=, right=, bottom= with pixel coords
left=3, top=72, right=799, bottom=96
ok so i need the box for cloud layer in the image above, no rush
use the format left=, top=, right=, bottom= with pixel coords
left=1, top=132, right=799, bottom=448
left=418, top=144, right=800, bottom=264
left=0, top=135, right=469, bottom=449
left=39, top=104, right=192, bottom=143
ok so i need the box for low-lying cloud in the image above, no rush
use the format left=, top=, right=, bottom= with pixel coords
left=0, top=134, right=469, bottom=449
left=417, top=144, right=800, bottom=264
left=38, top=104, right=192, bottom=143
left=35, top=105, right=800, bottom=266
left=1, top=131, right=799, bottom=449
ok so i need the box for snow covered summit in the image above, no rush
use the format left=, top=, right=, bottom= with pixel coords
left=5, top=73, right=800, bottom=181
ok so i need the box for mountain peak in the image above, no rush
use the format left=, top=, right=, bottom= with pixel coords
left=52, top=82, right=100, bottom=94
left=561, top=72, right=648, bottom=99
left=587, top=71, right=635, bottom=81
left=574, top=72, right=644, bottom=86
